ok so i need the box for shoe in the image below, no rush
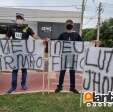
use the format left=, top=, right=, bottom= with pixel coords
left=70, top=88, right=79, bottom=94
left=7, top=88, right=16, bottom=94
left=21, top=85, right=27, bottom=90
left=55, top=87, right=62, bottom=93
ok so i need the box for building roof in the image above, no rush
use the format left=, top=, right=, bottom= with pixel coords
left=0, top=7, right=81, bottom=23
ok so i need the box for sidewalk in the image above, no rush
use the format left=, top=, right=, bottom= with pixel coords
left=0, top=71, right=82, bottom=94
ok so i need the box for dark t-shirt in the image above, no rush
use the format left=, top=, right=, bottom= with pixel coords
left=6, top=24, right=35, bottom=40
left=58, top=32, right=82, bottom=41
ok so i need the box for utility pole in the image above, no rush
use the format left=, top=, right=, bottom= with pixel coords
left=80, top=0, right=86, bottom=36
left=80, top=1, right=87, bottom=107
left=97, top=2, right=103, bottom=41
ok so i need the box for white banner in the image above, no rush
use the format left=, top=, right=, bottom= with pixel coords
left=49, top=40, right=92, bottom=72
left=0, top=39, right=44, bottom=71
left=83, top=47, right=113, bottom=93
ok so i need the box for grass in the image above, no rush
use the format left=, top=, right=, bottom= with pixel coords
left=0, top=92, right=113, bottom=112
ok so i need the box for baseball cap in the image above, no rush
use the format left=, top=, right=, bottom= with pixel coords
left=16, top=13, right=24, bottom=20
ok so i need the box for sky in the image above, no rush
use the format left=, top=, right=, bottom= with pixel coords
left=0, top=0, right=113, bottom=28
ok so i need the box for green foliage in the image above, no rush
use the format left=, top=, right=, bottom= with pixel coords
left=83, top=18, right=113, bottom=47
left=82, top=28, right=96, bottom=41
left=100, top=18, right=113, bottom=47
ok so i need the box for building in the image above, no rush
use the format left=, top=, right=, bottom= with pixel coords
left=0, top=7, right=81, bottom=39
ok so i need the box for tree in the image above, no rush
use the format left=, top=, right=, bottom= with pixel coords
left=82, top=28, right=96, bottom=41
left=83, top=18, right=113, bottom=47
left=100, top=18, right=113, bottom=47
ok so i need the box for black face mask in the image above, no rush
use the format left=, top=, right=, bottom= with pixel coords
left=66, top=24, right=73, bottom=30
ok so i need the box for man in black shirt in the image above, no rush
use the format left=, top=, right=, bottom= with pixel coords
left=55, top=19, right=82, bottom=93
left=6, top=13, right=38, bottom=93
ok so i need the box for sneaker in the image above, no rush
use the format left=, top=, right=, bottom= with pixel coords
left=7, top=88, right=16, bottom=94
left=70, top=89, right=79, bottom=94
left=55, top=87, right=62, bottom=93
left=21, top=85, right=27, bottom=90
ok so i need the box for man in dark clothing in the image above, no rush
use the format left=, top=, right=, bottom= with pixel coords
left=55, top=19, right=82, bottom=93
left=6, top=13, right=38, bottom=93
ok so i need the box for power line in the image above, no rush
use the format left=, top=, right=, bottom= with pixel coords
left=102, top=2, right=113, bottom=5
left=83, top=15, right=97, bottom=25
